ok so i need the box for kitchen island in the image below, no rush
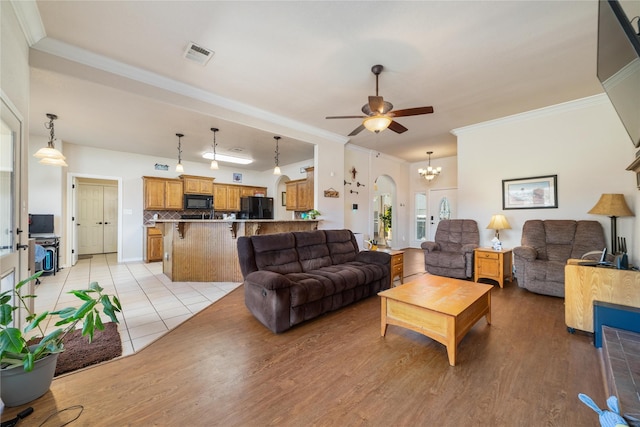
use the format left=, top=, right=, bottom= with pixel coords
left=153, top=219, right=320, bottom=282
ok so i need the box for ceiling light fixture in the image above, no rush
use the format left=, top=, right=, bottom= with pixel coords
left=210, top=128, right=219, bottom=170
left=175, top=133, right=184, bottom=173
left=273, top=136, right=281, bottom=175
left=418, top=151, right=441, bottom=182
left=34, top=113, right=68, bottom=167
left=363, top=114, right=392, bottom=133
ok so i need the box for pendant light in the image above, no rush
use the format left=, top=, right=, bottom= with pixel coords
left=418, top=151, right=442, bottom=182
left=273, top=136, right=281, bottom=175
left=210, top=128, right=219, bottom=170
left=175, top=133, right=184, bottom=173
left=34, top=113, right=68, bottom=167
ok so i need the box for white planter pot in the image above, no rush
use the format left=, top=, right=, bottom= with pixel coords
left=1, top=353, right=59, bottom=407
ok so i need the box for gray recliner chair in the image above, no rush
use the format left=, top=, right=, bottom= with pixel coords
left=512, top=220, right=606, bottom=297
left=420, top=219, right=479, bottom=279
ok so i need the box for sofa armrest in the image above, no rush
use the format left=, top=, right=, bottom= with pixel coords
left=461, top=243, right=478, bottom=254
left=513, top=245, right=537, bottom=262
left=420, top=241, right=439, bottom=252
left=356, top=250, right=391, bottom=265
left=244, top=270, right=293, bottom=291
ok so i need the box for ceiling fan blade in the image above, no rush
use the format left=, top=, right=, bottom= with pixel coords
left=388, top=120, right=408, bottom=134
left=326, top=115, right=367, bottom=119
left=368, top=96, right=385, bottom=114
left=348, top=124, right=366, bottom=136
left=390, top=106, right=434, bottom=117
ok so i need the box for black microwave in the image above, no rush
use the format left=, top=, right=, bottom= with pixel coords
left=184, top=194, right=213, bottom=210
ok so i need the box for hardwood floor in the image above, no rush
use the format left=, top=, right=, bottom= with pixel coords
left=2, top=249, right=605, bottom=425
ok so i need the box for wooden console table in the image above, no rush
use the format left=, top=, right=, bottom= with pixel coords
left=565, top=260, right=640, bottom=333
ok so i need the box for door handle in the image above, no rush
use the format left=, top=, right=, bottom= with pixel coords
left=104, top=222, right=110, bottom=225
left=97, top=222, right=103, bottom=224
left=16, top=243, right=28, bottom=251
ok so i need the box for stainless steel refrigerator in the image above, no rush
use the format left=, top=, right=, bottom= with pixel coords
left=240, top=196, right=274, bottom=219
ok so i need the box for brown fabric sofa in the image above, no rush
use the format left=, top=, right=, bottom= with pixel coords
left=237, top=229, right=391, bottom=333
left=513, top=220, right=606, bottom=297
left=420, top=219, right=479, bottom=279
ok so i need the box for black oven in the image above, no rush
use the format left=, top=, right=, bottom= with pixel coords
left=184, top=194, right=213, bottom=210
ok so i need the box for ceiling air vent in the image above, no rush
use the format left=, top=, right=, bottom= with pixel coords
left=183, top=42, right=214, bottom=66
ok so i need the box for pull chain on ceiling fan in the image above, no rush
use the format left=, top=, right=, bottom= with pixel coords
left=326, top=64, right=434, bottom=136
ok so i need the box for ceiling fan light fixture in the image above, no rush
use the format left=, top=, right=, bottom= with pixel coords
left=363, top=115, right=392, bottom=133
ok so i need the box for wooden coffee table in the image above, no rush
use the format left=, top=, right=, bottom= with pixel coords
left=378, top=274, right=492, bottom=366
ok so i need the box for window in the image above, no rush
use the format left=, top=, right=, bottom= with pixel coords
left=415, top=192, right=426, bottom=240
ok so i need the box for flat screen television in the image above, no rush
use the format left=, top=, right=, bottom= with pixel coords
left=597, top=0, right=640, bottom=147
left=29, top=214, right=54, bottom=234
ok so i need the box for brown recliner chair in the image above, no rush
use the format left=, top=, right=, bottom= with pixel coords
left=420, top=219, right=479, bottom=279
left=512, top=220, right=606, bottom=298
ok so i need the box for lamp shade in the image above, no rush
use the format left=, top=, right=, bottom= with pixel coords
left=486, top=214, right=511, bottom=231
left=588, top=194, right=634, bottom=217
left=363, top=115, right=392, bottom=132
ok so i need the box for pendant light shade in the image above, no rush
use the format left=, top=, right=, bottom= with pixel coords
left=34, top=113, right=68, bottom=167
left=210, top=127, right=219, bottom=170
left=363, top=115, right=392, bottom=133
left=175, top=133, right=184, bottom=173
left=273, top=136, right=281, bottom=175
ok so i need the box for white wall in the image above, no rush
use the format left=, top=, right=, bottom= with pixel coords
left=455, top=94, right=638, bottom=265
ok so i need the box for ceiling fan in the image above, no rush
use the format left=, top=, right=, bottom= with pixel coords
left=326, top=64, right=434, bottom=136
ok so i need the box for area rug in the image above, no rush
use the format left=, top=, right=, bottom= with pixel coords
left=29, top=322, right=122, bottom=376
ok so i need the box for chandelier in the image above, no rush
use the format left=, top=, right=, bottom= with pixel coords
left=418, top=151, right=441, bottom=181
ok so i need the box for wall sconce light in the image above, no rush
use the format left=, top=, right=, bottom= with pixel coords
left=175, top=133, right=184, bottom=173
left=34, top=113, right=68, bottom=167
left=273, top=136, right=281, bottom=175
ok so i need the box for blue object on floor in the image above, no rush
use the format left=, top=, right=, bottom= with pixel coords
left=578, top=394, right=628, bottom=426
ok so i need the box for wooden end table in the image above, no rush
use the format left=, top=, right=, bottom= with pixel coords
left=388, top=250, right=404, bottom=287
left=474, top=247, right=512, bottom=288
left=378, top=275, right=492, bottom=366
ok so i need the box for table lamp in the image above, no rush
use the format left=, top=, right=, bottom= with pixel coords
left=486, top=214, right=511, bottom=250
left=588, top=193, right=634, bottom=253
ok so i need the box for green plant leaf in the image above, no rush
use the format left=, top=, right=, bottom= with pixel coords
left=51, top=307, right=76, bottom=318
left=89, top=282, right=104, bottom=293
left=0, top=304, right=14, bottom=325
left=24, top=311, right=49, bottom=333
left=15, top=272, right=43, bottom=291
left=82, top=310, right=95, bottom=342
left=95, top=311, right=104, bottom=331
left=69, top=290, right=92, bottom=301
left=73, top=300, right=97, bottom=320
left=0, top=328, right=25, bottom=354
left=23, top=351, right=35, bottom=372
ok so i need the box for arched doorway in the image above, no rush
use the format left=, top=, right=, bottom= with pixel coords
left=373, top=175, right=396, bottom=249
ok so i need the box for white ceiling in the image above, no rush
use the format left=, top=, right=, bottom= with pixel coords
left=18, top=1, right=612, bottom=171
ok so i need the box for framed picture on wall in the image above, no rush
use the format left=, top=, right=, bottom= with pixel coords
left=233, top=173, right=242, bottom=183
left=502, top=175, right=558, bottom=209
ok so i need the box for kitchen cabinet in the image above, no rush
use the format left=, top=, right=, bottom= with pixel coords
left=146, top=227, right=163, bottom=262
left=214, top=184, right=267, bottom=211
left=143, top=177, right=183, bottom=210
left=181, top=175, right=214, bottom=194
left=285, top=167, right=314, bottom=211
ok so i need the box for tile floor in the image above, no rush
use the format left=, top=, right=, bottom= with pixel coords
left=32, top=253, right=241, bottom=357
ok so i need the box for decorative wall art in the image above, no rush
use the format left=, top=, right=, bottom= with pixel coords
left=502, top=175, right=558, bottom=209
left=324, top=188, right=339, bottom=198
left=233, top=173, right=242, bottom=183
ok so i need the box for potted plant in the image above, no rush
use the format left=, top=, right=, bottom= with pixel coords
left=0, top=271, right=122, bottom=407
left=380, top=205, right=392, bottom=245
left=307, top=209, right=321, bottom=220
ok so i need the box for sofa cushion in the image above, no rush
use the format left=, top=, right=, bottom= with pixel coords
left=251, top=232, right=302, bottom=274
left=325, top=229, right=358, bottom=265
left=425, top=251, right=466, bottom=270
left=294, top=230, right=332, bottom=271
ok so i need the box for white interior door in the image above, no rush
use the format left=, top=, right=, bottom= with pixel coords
left=0, top=96, right=24, bottom=324
left=78, top=184, right=104, bottom=255
left=103, top=186, right=118, bottom=253
left=428, top=188, right=458, bottom=240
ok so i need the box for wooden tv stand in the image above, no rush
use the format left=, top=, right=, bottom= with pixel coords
left=564, top=260, right=640, bottom=333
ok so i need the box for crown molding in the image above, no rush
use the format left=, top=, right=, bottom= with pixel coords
left=10, top=0, right=46, bottom=46
left=451, top=94, right=609, bottom=136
